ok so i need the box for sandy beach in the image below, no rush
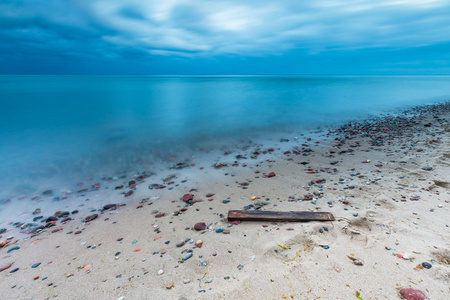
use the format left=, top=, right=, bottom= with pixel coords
left=0, top=102, right=449, bottom=300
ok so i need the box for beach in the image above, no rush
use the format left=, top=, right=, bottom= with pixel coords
left=0, top=102, right=449, bottom=300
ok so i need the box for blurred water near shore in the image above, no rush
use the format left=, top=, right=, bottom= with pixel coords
left=1, top=75, right=450, bottom=198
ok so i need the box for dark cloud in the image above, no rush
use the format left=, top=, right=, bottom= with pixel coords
left=0, top=0, right=449, bottom=74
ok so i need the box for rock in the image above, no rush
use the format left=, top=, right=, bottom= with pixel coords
left=399, top=288, right=427, bottom=300
left=183, top=194, right=193, bottom=202
left=53, top=210, right=63, bottom=217
left=222, top=230, right=230, bottom=234
left=422, top=167, right=433, bottom=171
left=57, top=211, right=70, bottom=218
left=43, top=190, right=53, bottom=196
left=103, top=204, right=116, bottom=210
left=166, top=282, right=174, bottom=289
left=353, top=260, right=364, bottom=266
left=206, top=193, right=215, bottom=197
left=222, top=199, right=230, bottom=204
left=195, top=240, right=203, bottom=247
left=176, top=240, right=185, bottom=247
left=157, top=269, right=164, bottom=275
left=183, top=279, right=190, bottom=284
left=194, top=222, right=206, bottom=231
left=31, top=263, right=41, bottom=268
left=0, top=240, right=7, bottom=247
left=267, top=172, right=276, bottom=178
left=182, top=252, right=193, bottom=261
left=155, top=213, right=165, bottom=218
left=422, top=262, right=432, bottom=269
left=0, top=262, right=12, bottom=272
left=85, top=214, right=98, bottom=222
left=7, top=246, right=20, bottom=253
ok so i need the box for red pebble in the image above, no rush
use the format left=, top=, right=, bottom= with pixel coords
left=397, top=254, right=403, bottom=258
left=229, top=220, right=240, bottom=225
left=182, top=193, right=193, bottom=202
left=34, top=276, right=39, bottom=280
left=399, top=288, right=427, bottom=300
left=267, top=172, right=276, bottom=178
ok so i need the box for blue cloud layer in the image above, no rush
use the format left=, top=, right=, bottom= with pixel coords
left=0, top=0, right=449, bottom=74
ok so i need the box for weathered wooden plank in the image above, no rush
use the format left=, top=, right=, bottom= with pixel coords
left=227, top=210, right=335, bottom=222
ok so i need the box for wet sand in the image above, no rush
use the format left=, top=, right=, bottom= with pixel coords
left=0, top=102, right=449, bottom=300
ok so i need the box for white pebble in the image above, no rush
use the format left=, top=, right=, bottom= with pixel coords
left=183, top=279, right=190, bottom=284
left=158, top=269, right=164, bottom=275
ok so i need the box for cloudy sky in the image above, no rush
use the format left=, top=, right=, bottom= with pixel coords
left=1, top=0, right=449, bottom=74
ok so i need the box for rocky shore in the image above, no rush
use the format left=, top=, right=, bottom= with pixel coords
left=1, top=102, right=449, bottom=300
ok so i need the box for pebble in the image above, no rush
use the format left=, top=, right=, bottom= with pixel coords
left=157, top=269, right=164, bottom=275
left=195, top=240, right=203, bottom=247
left=353, top=260, right=364, bottom=266
left=182, top=252, right=193, bottom=261
left=176, top=240, right=185, bottom=247
left=0, top=262, right=12, bottom=272
left=31, top=263, right=41, bottom=268
left=183, top=279, right=190, bottom=284
left=267, top=172, right=276, bottom=177
left=222, top=199, right=230, bottom=204
left=182, top=193, right=193, bottom=202
left=399, top=288, right=427, bottom=300
left=7, top=246, right=20, bottom=253
left=421, top=262, right=432, bottom=269
left=166, top=282, right=174, bottom=289
left=194, top=222, right=206, bottom=231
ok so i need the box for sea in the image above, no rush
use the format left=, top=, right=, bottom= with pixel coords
left=1, top=75, right=450, bottom=201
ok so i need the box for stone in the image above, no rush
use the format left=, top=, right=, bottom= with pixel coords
left=399, top=288, right=427, bottom=300
left=85, top=214, right=98, bottom=222
left=103, top=204, right=116, bottom=210
left=183, top=194, right=193, bottom=202
left=194, top=222, right=206, bottom=231
left=267, top=172, right=276, bottom=178
left=195, top=240, right=203, bottom=247
left=421, top=262, right=432, bottom=269
left=176, top=240, right=185, bottom=247
left=158, top=269, right=164, bottom=275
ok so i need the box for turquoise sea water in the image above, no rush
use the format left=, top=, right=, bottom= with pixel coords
left=1, top=75, right=450, bottom=197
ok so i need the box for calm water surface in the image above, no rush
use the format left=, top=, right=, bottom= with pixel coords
left=1, top=75, right=449, bottom=197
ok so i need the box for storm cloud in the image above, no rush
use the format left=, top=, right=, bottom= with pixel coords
left=0, top=0, right=449, bottom=74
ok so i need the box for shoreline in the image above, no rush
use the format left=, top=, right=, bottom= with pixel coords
left=0, top=101, right=449, bottom=299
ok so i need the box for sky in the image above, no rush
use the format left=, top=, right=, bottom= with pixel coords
left=0, top=0, right=449, bottom=75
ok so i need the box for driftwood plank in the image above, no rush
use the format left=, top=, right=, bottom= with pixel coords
left=228, top=210, right=335, bottom=222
